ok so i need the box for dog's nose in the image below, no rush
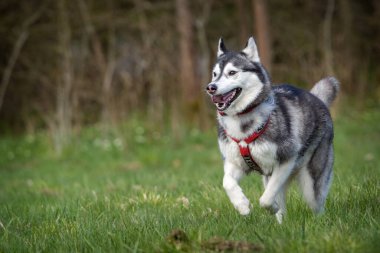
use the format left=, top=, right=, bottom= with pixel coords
left=206, top=83, right=218, bottom=94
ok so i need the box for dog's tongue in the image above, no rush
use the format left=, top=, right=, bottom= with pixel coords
left=212, top=90, right=235, bottom=103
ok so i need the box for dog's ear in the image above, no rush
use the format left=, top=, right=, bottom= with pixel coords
left=242, top=37, right=260, bottom=62
left=217, top=37, right=227, bottom=57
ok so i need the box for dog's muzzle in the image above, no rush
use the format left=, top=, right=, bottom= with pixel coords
left=206, top=83, right=218, bottom=95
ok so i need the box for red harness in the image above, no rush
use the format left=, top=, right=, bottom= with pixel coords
left=225, top=118, right=270, bottom=174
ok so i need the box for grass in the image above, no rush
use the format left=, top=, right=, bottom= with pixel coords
left=0, top=108, right=379, bottom=252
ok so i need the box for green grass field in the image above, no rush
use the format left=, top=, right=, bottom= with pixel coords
left=1, top=108, right=379, bottom=252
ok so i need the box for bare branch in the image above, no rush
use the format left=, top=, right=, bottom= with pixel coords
left=0, top=6, right=45, bottom=113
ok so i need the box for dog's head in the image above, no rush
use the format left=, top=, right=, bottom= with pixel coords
left=206, top=37, right=271, bottom=115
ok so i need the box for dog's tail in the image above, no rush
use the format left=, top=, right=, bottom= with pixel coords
left=310, top=77, right=340, bottom=107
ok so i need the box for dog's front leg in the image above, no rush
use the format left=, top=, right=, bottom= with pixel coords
left=223, top=161, right=250, bottom=215
left=263, top=176, right=287, bottom=224
left=259, top=158, right=295, bottom=213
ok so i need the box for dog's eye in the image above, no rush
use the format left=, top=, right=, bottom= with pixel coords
left=228, top=70, right=237, bottom=76
left=212, top=72, right=217, bottom=77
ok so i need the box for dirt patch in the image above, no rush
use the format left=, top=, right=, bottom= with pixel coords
left=166, top=229, right=189, bottom=244
left=166, top=229, right=262, bottom=252
left=202, top=236, right=263, bottom=252
left=121, top=161, right=142, bottom=171
left=39, top=187, right=60, bottom=197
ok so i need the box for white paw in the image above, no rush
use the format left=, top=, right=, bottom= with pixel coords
left=275, top=212, right=284, bottom=224
left=235, top=200, right=251, bottom=215
left=259, top=196, right=279, bottom=214
left=259, top=195, right=273, bottom=208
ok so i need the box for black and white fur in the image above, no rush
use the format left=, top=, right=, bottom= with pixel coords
left=206, top=37, right=339, bottom=223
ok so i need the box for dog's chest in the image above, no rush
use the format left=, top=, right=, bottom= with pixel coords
left=219, top=139, right=278, bottom=174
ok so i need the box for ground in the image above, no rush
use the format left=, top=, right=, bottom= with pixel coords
left=0, top=108, right=379, bottom=252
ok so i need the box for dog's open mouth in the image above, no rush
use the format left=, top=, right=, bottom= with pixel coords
left=212, top=88, right=242, bottom=111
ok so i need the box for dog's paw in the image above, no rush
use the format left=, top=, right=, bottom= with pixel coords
left=235, top=200, right=251, bottom=216
left=275, top=212, right=284, bottom=224
left=259, top=195, right=273, bottom=208
left=259, top=196, right=279, bottom=214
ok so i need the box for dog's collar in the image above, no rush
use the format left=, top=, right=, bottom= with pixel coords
left=224, top=117, right=270, bottom=175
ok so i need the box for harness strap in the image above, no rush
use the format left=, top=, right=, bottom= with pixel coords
left=225, top=118, right=270, bottom=174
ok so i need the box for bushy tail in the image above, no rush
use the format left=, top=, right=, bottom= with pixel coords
left=310, top=77, right=340, bottom=107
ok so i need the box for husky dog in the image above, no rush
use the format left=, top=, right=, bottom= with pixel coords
left=206, top=37, right=339, bottom=223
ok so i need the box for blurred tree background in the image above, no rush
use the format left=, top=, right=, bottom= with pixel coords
left=0, top=0, right=379, bottom=152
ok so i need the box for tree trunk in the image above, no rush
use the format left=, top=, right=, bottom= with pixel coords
left=55, top=0, right=73, bottom=155
left=235, top=0, right=249, bottom=45
left=101, top=0, right=116, bottom=129
left=252, top=0, right=272, bottom=71
left=79, top=0, right=116, bottom=130
left=78, top=0, right=106, bottom=72
left=195, top=0, right=213, bottom=130
left=176, top=0, right=199, bottom=124
left=339, top=0, right=353, bottom=93
left=323, top=0, right=335, bottom=76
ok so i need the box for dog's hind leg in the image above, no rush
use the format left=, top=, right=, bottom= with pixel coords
left=223, top=161, right=251, bottom=215
left=263, top=175, right=288, bottom=224
left=298, top=141, right=334, bottom=213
